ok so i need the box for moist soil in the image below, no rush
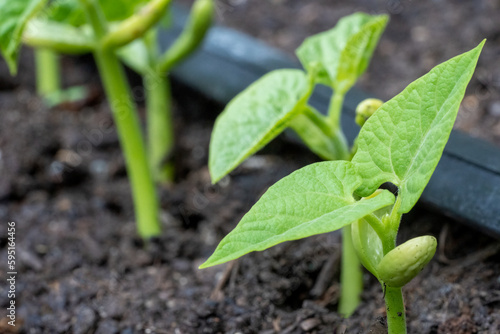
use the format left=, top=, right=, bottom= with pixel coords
left=1, top=4, right=500, bottom=334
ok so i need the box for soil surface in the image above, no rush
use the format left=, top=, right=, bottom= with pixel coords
left=182, top=0, right=500, bottom=147
left=1, top=2, right=500, bottom=334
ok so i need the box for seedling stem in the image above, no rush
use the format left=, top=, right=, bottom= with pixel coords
left=81, top=0, right=160, bottom=238
left=35, top=48, right=60, bottom=97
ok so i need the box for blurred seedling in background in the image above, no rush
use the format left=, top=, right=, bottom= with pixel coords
left=0, top=0, right=214, bottom=238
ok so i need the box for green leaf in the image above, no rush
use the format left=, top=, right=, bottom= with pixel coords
left=352, top=41, right=485, bottom=213
left=296, top=12, right=388, bottom=93
left=288, top=113, right=338, bottom=161
left=200, top=161, right=395, bottom=268
left=98, top=0, right=147, bottom=22
left=209, top=69, right=310, bottom=183
left=44, top=0, right=86, bottom=26
left=0, top=0, right=48, bottom=74
left=24, top=19, right=94, bottom=54
left=351, top=218, right=383, bottom=276
left=117, top=37, right=151, bottom=74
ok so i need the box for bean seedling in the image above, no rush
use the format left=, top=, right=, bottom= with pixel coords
left=202, top=11, right=484, bottom=332
left=0, top=0, right=213, bottom=238
left=208, top=12, right=389, bottom=316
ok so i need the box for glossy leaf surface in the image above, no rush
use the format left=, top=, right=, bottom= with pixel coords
left=209, top=69, right=309, bottom=183
left=352, top=41, right=484, bottom=213
left=200, top=161, right=395, bottom=268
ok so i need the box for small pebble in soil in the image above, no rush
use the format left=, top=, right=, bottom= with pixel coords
left=488, top=101, right=500, bottom=117
left=73, top=305, right=96, bottom=334
left=300, top=317, right=321, bottom=331
left=95, top=319, right=119, bottom=334
left=89, top=159, right=110, bottom=179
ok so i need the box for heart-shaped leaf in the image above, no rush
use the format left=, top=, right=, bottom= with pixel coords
left=209, top=69, right=310, bottom=183
left=200, top=161, right=395, bottom=268
left=296, top=12, right=388, bottom=93
left=352, top=41, right=485, bottom=213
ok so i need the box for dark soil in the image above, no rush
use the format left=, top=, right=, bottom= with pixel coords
left=1, top=3, right=500, bottom=334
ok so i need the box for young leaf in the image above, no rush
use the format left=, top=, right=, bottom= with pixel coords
left=351, top=218, right=384, bottom=276
left=0, top=0, right=48, bottom=74
left=209, top=69, right=310, bottom=183
left=352, top=41, right=485, bottom=213
left=200, top=161, right=395, bottom=268
left=296, top=12, right=388, bottom=94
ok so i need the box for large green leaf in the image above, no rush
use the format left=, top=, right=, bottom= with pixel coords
left=296, top=12, right=388, bottom=94
left=209, top=69, right=310, bottom=183
left=352, top=41, right=485, bottom=213
left=0, top=0, right=48, bottom=74
left=200, top=161, right=395, bottom=268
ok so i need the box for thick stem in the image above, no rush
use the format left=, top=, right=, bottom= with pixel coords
left=384, top=286, right=407, bottom=334
left=339, top=225, right=363, bottom=317
left=146, top=70, right=174, bottom=183
left=80, top=0, right=160, bottom=238
left=94, top=47, right=161, bottom=238
left=35, top=48, right=60, bottom=97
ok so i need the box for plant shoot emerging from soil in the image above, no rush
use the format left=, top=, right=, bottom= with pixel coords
left=203, top=13, right=484, bottom=331
left=0, top=0, right=213, bottom=238
left=208, top=12, right=389, bottom=316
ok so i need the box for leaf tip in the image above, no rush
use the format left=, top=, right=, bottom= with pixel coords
left=6, top=58, right=18, bottom=76
left=198, top=261, right=210, bottom=269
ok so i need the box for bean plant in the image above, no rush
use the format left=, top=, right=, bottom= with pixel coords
left=0, top=0, right=213, bottom=238
left=202, top=11, right=484, bottom=333
left=207, top=12, right=389, bottom=316
left=34, top=1, right=88, bottom=106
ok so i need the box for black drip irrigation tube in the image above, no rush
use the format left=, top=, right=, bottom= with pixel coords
left=160, top=6, right=500, bottom=237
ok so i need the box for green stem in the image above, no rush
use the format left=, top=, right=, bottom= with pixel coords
left=363, top=213, right=387, bottom=241
left=79, top=0, right=107, bottom=38
left=158, top=0, right=213, bottom=73
left=296, top=91, right=360, bottom=317
left=101, top=0, right=172, bottom=50
left=81, top=0, right=160, bottom=238
left=327, top=90, right=345, bottom=129
left=388, top=195, right=403, bottom=233
left=339, top=225, right=363, bottom=317
left=94, top=48, right=160, bottom=238
left=380, top=195, right=405, bottom=332
left=146, top=69, right=174, bottom=183
left=330, top=89, right=361, bottom=317
left=384, top=286, right=407, bottom=334
left=35, top=48, right=60, bottom=97
left=326, top=91, right=350, bottom=160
